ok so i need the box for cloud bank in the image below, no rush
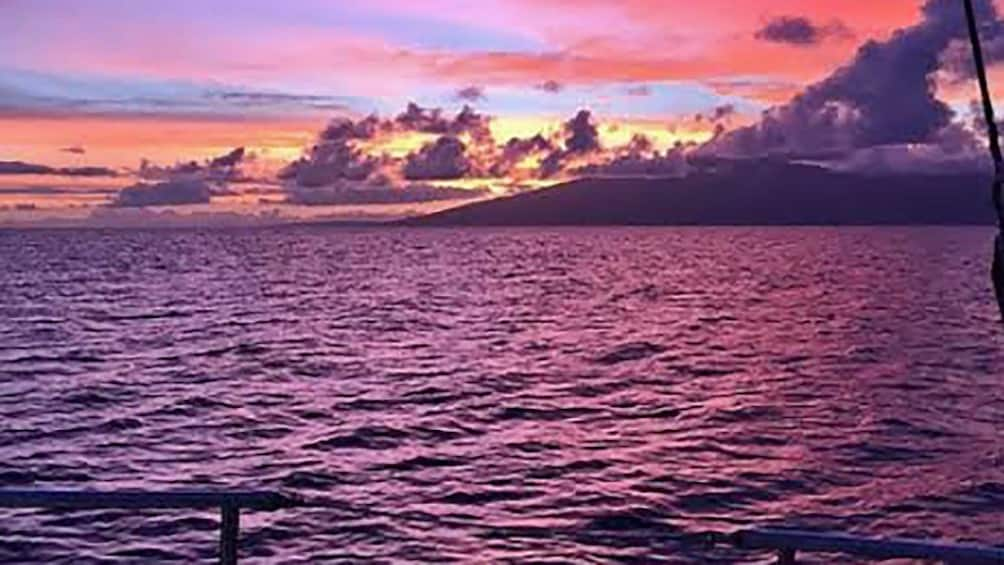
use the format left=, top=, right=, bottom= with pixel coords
left=138, top=146, right=252, bottom=184
left=755, top=16, right=851, bottom=46
left=704, top=0, right=1002, bottom=174
left=111, top=179, right=213, bottom=207
left=278, top=104, right=498, bottom=205
left=104, top=147, right=254, bottom=207
left=0, top=160, right=118, bottom=177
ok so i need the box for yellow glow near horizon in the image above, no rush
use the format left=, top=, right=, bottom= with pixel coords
left=0, top=116, right=322, bottom=170
left=491, top=114, right=716, bottom=151
left=599, top=118, right=715, bottom=149
left=489, top=116, right=562, bottom=143
left=357, top=130, right=439, bottom=158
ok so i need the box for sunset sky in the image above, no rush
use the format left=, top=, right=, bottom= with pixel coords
left=2, top=0, right=1004, bottom=226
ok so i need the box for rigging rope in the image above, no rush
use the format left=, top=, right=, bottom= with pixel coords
left=963, top=0, right=1004, bottom=321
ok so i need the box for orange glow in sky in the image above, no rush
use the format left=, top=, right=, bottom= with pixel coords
left=2, top=1, right=1003, bottom=225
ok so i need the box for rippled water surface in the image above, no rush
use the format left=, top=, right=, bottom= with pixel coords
left=1, top=226, right=1002, bottom=564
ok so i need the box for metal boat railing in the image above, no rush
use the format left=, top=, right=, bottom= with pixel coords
left=1, top=490, right=1002, bottom=563
left=712, top=528, right=1004, bottom=564
left=0, top=489, right=300, bottom=565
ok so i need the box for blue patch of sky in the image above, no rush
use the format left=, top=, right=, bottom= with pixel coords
left=401, top=81, right=764, bottom=120
left=11, top=0, right=547, bottom=54
left=0, top=68, right=370, bottom=117
left=0, top=64, right=772, bottom=126
left=291, top=4, right=547, bottom=53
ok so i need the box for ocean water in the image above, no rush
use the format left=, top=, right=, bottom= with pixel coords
left=0, top=226, right=1002, bottom=564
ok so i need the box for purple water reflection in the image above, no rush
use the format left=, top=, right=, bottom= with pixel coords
left=0, top=226, right=1002, bottom=563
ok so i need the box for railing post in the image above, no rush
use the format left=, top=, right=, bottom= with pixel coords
left=0, top=490, right=298, bottom=563
left=777, top=548, right=796, bottom=565
left=219, top=504, right=240, bottom=565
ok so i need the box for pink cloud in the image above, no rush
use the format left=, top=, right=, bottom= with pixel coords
left=1, top=0, right=940, bottom=102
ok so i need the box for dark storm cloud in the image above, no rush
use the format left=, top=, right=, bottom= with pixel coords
left=280, top=142, right=380, bottom=187
left=536, top=80, right=564, bottom=93
left=538, top=151, right=565, bottom=178
left=394, top=102, right=491, bottom=137
left=828, top=121, right=987, bottom=174
left=0, top=160, right=118, bottom=177
left=281, top=105, right=501, bottom=205
left=138, top=146, right=251, bottom=183
left=626, top=85, right=652, bottom=97
left=288, top=104, right=632, bottom=189
left=707, top=0, right=1001, bottom=160
left=320, top=115, right=388, bottom=141
left=538, top=109, right=601, bottom=177
left=490, top=134, right=554, bottom=176
left=694, top=104, right=736, bottom=124
left=939, top=2, right=1004, bottom=81
left=285, top=104, right=494, bottom=186
left=116, top=146, right=252, bottom=207
left=946, top=38, right=1004, bottom=80
left=403, top=136, right=472, bottom=180
left=283, top=105, right=487, bottom=189
left=711, top=104, right=736, bottom=121
left=755, top=16, right=850, bottom=46
left=502, top=134, right=554, bottom=158
left=625, top=133, right=654, bottom=154
left=452, top=105, right=494, bottom=144
left=58, top=166, right=119, bottom=177
left=111, top=179, right=213, bottom=207
left=565, top=109, right=600, bottom=154
left=456, top=85, right=485, bottom=102
left=395, top=102, right=455, bottom=134
left=208, top=147, right=245, bottom=169
left=284, top=115, right=397, bottom=189
left=285, top=102, right=813, bottom=200
left=0, top=186, right=117, bottom=195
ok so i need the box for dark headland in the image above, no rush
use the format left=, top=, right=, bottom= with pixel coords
left=404, top=160, right=995, bottom=226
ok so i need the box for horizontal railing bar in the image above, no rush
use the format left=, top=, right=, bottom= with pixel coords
left=732, top=529, right=1004, bottom=563
left=0, top=490, right=299, bottom=511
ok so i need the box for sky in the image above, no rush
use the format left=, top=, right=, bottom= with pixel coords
left=2, top=0, right=1004, bottom=226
